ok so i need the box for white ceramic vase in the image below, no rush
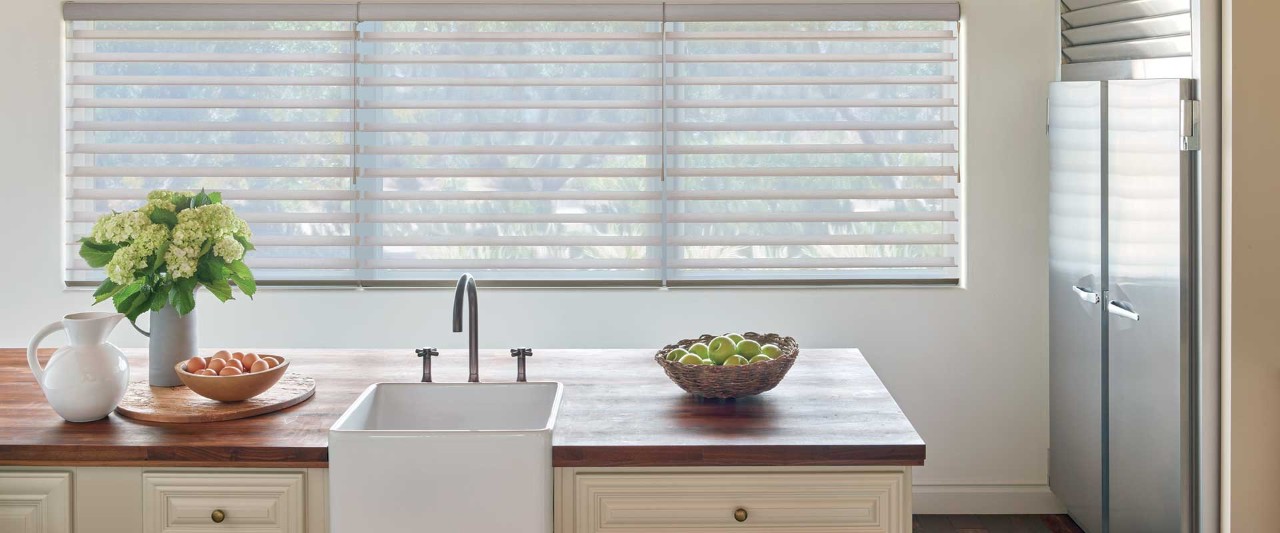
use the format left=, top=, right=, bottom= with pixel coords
left=27, top=312, right=130, bottom=422
left=132, top=305, right=197, bottom=387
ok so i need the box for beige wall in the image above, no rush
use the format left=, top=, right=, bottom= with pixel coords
left=1223, top=0, right=1280, bottom=529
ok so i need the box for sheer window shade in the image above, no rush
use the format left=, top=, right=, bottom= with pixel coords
left=357, top=20, right=664, bottom=282
left=65, top=20, right=360, bottom=284
left=64, top=3, right=960, bottom=286
left=663, top=19, right=959, bottom=283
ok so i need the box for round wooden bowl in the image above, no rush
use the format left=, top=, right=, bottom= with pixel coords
left=654, top=333, right=799, bottom=399
left=175, top=355, right=289, bottom=402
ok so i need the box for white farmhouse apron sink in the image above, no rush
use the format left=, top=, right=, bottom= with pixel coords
left=329, top=382, right=562, bottom=533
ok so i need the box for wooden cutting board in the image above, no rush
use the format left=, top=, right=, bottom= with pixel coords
left=114, top=373, right=316, bottom=423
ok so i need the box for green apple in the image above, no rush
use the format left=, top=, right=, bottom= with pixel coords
left=760, top=344, right=782, bottom=358
left=725, top=333, right=745, bottom=344
left=707, top=336, right=738, bottom=365
left=688, top=343, right=710, bottom=358
left=678, top=353, right=708, bottom=365
left=748, top=354, right=774, bottom=364
left=666, top=348, right=689, bottom=361
left=736, top=339, right=762, bottom=358
left=724, top=354, right=750, bottom=366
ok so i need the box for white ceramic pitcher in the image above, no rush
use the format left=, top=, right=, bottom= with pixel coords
left=27, top=312, right=130, bottom=422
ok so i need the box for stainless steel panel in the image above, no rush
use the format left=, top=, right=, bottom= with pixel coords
left=1061, top=56, right=1193, bottom=82
left=1106, top=78, right=1193, bottom=533
left=1063, top=0, right=1127, bottom=10
left=1062, top=0, right=1190, bottom=28
left=1049, top=81, right=1106, bottom=533
left=1062, top=12, right=1191, bottom=46
left=1063, top=34, right=1192, bottom=63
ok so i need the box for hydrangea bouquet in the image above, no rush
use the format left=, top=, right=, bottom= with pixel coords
left=79, top=190, right=257, bottom=322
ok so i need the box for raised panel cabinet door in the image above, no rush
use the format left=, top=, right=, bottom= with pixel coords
left=572, top=471, right=907, bottom=533
left=0, top=472, right=72, bottom=533
left=142, top=472, right=305, bottom=533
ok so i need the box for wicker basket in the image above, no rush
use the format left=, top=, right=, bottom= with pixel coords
left=654, top=332, right=799, bottom=399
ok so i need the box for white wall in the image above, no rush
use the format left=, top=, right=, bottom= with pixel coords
left=0, top=0, right=1060, bottom=513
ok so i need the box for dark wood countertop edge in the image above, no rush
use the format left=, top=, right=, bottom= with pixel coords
left=0, top=444, right=925, bottom=469
left=552, top=444, right=925, bottom=468
left=0, top=444, right=329, bottom=468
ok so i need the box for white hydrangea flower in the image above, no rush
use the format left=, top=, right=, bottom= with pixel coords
left=89, top=191, right=253, bottom=283
left=165, top=245, right=199, bottom=279
left=213, top=236, right=245, bottom=262
left=89, top=211, right=149, bottom=245
left=103, top=224, right=169, bottom=285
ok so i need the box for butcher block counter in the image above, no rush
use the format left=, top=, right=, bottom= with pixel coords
left=0, top=348, right=924, bottom=468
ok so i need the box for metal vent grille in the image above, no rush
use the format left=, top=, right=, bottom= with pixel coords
left=1060, top=0, right=1192, bottom=79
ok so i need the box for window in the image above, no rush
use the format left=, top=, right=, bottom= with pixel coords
left=64, top=2, right=960, bottom=286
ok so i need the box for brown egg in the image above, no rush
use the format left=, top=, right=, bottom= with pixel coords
left=197, top=369, right=218, bottom=376
left=263, top=357, right=280, bottom=369
left=250, top=360, right=270, bottom=373
left=242, top=353, right=260, bottom=368
left=207, top=358, right=227, bottom=373
left=212, top=350, right=231, bottom=360
left=226, top=359, right=245, bottom=372
left=230, top=352, right=245, bottom=362
left=219, top=366, right=243, bottom=376
left=185, top=356, right=207, bottom=373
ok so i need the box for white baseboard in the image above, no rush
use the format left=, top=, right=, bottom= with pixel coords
left=912, top=484, right=1066, bottom=515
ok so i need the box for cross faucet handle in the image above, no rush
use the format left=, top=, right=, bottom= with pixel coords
left=416, top=347, right=439, bottom=382
left=511, top=348, right=532, bottom=382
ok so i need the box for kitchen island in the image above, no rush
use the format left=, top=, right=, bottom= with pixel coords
left=0, top=348, right=923, bottom=532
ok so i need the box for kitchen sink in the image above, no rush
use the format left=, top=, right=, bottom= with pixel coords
left=329, top=382, right=563, bottom=533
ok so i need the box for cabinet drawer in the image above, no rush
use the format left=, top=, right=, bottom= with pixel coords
left=572, top=471, right=906, bottom=533
left=0, top=472, right=72, bottom=533
left=142, top=472, right=304, bottom=533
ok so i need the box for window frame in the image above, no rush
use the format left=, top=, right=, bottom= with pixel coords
left=61, top=2, right=963, bottom=289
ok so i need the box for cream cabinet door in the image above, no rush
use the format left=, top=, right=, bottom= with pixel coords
left=143, top=472, right=305, bottom=533
left=0, top=472, right=72, bottom=533
left=567, top=470, right=908, bottom=533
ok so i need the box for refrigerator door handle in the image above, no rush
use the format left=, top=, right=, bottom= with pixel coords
left=1107, top=299, right=1140, bottom=321
left=1072, top=285, right=1102, bottom=304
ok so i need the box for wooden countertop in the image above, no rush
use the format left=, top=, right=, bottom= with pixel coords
left=0, top=348, right=924, bottom=468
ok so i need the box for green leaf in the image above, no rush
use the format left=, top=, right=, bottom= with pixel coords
left=148, top=287, right=168, bottom=312
left=124, top=287, right=152, bottom=322
left=147, top=240, right=169, bottom=274
left=196, top=255, right=226, bottom=283
left=170, top=278, right=197, bottom=316
left=228, top=260, right=257, bottom=298
left=172, top=195, right=191, bottom=212
left=148, top=208, right=178, bottom=228
left=200, top=276, right=234, bottom=303
left=113, top=281, right=149, bottom=322
left=111, top=279, right=144, bottom=311
left=92, top=279, right=122, bottom=304
left=194, top=189, right=212, bottom=207
left=79, top=240, right=119, bottom=268
left=234, top=234, right=256, bottom=252
left=208, top=191, right=222, bottom=204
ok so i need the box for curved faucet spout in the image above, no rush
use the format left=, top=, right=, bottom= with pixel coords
left=452, top=273, right=480, bottom=382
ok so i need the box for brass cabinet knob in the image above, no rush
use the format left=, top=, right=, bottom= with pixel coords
left=734, top=508, right=748, bottom=522
left=211, top=509, right=226, bottom=523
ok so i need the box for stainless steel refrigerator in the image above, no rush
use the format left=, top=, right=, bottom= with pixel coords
left=1049, top=79, right=1198, bottom=533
